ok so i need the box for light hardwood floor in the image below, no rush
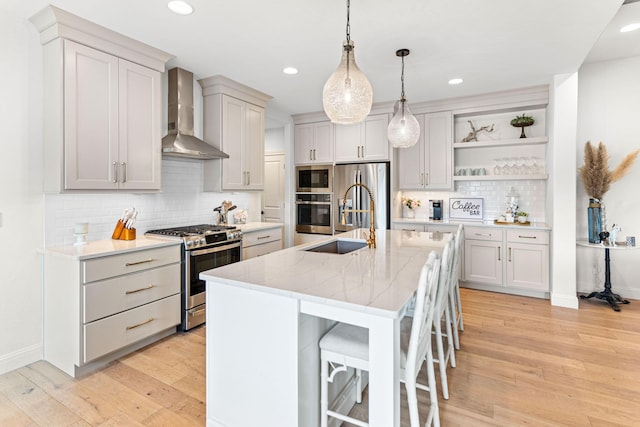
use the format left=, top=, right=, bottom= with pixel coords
left=2, top=289, right=639, bottom=426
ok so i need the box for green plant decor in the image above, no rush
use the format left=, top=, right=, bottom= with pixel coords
left=510, top=114, right=535, bottom=126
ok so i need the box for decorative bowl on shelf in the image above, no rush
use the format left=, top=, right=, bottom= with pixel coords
left=510, top=114, right=535, bottom=138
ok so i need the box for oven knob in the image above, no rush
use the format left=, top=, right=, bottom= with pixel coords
left=200, top=238, right=206, bottom=246
left=186, top=240, right=193, bottom=248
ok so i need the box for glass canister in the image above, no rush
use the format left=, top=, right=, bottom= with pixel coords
left=506, top=187, right=519, bottom=216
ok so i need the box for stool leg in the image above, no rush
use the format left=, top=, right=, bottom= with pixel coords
left=355, top=368, right=363, bottom=404
left=321, top=354, right=328, bottom=427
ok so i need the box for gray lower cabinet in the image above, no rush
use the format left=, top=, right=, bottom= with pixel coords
left=43, top=243, right=181, bottom=377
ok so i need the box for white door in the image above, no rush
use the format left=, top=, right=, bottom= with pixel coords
left=263, top=153, right=285, bottom=223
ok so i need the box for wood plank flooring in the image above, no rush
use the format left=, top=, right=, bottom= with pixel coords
left=2, top=289, right=640, bottom=426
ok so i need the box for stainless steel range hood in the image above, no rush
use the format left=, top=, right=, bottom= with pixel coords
left=162, top=67, right=229, bottom=159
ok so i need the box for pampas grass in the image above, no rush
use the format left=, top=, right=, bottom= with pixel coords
left=578, top=141, right=639, bottom=201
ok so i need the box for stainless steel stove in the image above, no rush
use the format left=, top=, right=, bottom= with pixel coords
left=146, top=224, right=243, bottom=330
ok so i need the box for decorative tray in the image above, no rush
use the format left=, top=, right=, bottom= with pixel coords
left=494, top=219, right=531, bottom=226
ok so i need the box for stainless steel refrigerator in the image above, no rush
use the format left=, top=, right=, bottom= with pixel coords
left=334, top=162, right=390, bottom=234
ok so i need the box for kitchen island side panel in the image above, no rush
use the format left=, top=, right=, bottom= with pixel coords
left=206, top=281, right=299, bottom=427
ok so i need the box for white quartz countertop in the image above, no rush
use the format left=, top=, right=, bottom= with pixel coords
left=393, top=217, right=551, bottom=231
left=200, top=229, right=449, bottom=318
left=234, top=222, right=283, bottom=233
left=40, top=236, right=181, bottom=260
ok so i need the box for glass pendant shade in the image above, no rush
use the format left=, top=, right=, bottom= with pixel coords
left=388, top=99, right=420, bottom=148
left=323, top=40, right=373, bottom=124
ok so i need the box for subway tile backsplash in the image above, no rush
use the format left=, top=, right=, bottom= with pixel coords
left=398, top=180, right=546, bottom=222
left=45, top=158, right=262, bottom=247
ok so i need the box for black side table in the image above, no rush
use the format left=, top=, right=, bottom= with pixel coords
left=577, top=240, right=636, bottom=311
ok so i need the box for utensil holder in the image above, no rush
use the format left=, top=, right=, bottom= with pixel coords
left=120, top=228, right=136, bottom=240
left=112, top=220, right=125, bottom=239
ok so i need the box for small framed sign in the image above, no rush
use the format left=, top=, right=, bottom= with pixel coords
left=449, top=198, right=484, bottom=221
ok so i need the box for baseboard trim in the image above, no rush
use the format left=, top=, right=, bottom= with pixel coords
left=0, top=343, right=42, bottom=375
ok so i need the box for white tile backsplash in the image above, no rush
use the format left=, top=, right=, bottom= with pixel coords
left=398, top=180, right=546, bottom=222
left=45, top=158, right=262, bottom=247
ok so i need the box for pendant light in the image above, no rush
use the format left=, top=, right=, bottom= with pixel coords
left=322, top=0, right=373, bottom=124
left=387, top=49, right=420, bottom=148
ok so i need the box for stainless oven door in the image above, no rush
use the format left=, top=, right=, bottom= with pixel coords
left=185, top=240, right=242, bottom=309
left=296, top=193, right=333, bottom=235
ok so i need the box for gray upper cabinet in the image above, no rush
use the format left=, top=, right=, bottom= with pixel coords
left=397, top=111, right=453, bottom=190
left=199, top=76, right=272, bottom=192
left=30, top=6, right=172, bottom=192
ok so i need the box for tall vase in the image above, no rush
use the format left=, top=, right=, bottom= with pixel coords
left=588, top=198, right=602, bottom=243
left=406, top=208, right=415, bottom=219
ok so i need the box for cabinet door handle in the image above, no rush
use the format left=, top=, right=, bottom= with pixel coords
left=361, top=145, right=365, bottom=158
left=420, top=173, right=424, bottom=186
left=121, top=162, right=127, bottom=183
left=125, top=258, right=155, bottom=267
left=497, top=246, right=501, bottom=261
left=357, top=146, right=361, bottom=158
left=125, top=284, right=154, bottom=295
left=309, top=149, right=313, bottom=161
left=313, top=149, right=317, bottom=160
left=518, top=235, right=537, bottom=239
left=425, top=173, right=429, bottom=186
left=247, top=171, right=251, bottom=185
left=508, top=247, right=512, bottom=262
left=125, top=317, right=155, bottom=331
left=257, top=235, right=271, bottom=240
left=112, top=162, right=118, bottom=183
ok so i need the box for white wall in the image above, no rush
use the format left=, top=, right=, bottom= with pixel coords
left=0, top=8, right=45, bottom=374
left=549, top=73, right=579, bottom=309
left=576, top=56, right=640, bottom=299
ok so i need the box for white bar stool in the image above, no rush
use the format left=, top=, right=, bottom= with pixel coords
left=319, top=250, right=442, bottom=427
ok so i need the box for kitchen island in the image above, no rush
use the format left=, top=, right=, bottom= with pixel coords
left=201, top=228, right=449, bottom=427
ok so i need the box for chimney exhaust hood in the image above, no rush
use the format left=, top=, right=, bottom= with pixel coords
left=162, top=67, right=229, bottom=159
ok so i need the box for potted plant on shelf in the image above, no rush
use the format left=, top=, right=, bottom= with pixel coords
left=510, top=113, right=535, bottom=138
left=402, top=197, right=421, bottom=219
left=516, top=211, right=529, bottom=223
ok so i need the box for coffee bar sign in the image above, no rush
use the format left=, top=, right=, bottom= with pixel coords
left=449, top=198, right=483, bottom=220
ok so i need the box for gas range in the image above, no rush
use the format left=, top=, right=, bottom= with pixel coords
left=145, top=224, right=243, bottom=331
left=146, top=224, right=242, bottom=250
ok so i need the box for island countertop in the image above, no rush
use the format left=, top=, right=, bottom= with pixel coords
left=200, top=228, right=449, bottom=318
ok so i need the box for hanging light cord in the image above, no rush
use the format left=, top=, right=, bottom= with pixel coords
left=400, top=55, right=406, bottom=100
left=346, top=0, right=351, bottom=43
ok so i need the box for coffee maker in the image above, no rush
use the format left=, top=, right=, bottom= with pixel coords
left=429, top=200, right=443, bottom=220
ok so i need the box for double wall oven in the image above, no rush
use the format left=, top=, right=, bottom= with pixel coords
left=146, top=224, right=242, bottom=331
left=296, top=165, right=333, bottom=235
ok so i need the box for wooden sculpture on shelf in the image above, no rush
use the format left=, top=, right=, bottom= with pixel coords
left=461, top=120, right=494, bottom=142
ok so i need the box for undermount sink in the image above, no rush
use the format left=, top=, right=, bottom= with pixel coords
left=304, top=239, right=368, bottom=255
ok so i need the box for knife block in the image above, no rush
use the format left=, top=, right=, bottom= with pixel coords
left=111, top=220, right=136, bottom=240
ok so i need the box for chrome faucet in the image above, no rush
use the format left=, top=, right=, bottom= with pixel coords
left=340, top=182, right=376, bottom=248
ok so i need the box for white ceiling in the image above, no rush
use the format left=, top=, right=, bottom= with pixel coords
left=9, top=0, right=640, bottom=121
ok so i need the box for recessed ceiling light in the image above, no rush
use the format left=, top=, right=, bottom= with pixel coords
left=283, top=67, right=299, bottom=75
left=168, top=1, right=194, bottom=15
left=448, top=78, right=464, bottom=85
left=620, top=23, right=640, bottom=32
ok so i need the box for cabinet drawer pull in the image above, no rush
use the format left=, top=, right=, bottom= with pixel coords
left=474, top=233, right=492, bottom=237
left=125, top=317, right=155, bottom=330
left=112, top=162, right=118, bottom=183
left=125, top=258, right=155, bottom=267
left=257, top=235, right=271, bottom=240
left=518, top=235, right=537, bottom=239
left=497, top=246, right=501, bottom=261
left=125, top=284, right=154, bottom=295
left=402, top=228, right=417, bottom=232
